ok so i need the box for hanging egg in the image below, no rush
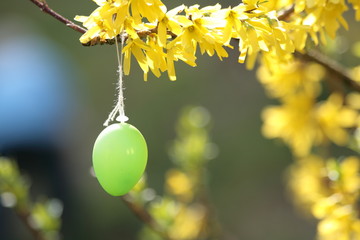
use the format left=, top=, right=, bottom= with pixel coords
left=92, top=123, right=148, bottom=196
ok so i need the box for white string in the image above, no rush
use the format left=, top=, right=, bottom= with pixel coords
left=103, top=33, right=129, bottom=126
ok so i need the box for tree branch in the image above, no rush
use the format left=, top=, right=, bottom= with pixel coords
left=278, top=4, right=295, bottom=21
left=295, top=50, right=360, bottom=92
left=276, top=5, right=360, bottom=93
left=28, top=0, right=360, bottom=92
left=29, top=0, right=86, bottom=34
left=121, top=195, right=173, bottom=240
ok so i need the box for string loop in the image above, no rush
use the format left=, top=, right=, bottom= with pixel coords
left=104, top=33, right=128, bottom=126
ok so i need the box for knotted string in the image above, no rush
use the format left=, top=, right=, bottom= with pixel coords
left=104, top=33, right=128, bottom=126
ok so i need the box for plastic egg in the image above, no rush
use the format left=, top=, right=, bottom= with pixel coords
left=92, top=123, right=148, bottom=196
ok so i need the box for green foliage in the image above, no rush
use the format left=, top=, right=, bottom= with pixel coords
left=0, top=158, right=62, bottom=240
left=0, top=158, right=29, bottom=210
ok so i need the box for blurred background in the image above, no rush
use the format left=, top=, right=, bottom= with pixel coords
left=0, top=1, right=358, bottom=240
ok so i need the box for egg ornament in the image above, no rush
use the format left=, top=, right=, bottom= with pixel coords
left=92, top=123, right=148, bottom=196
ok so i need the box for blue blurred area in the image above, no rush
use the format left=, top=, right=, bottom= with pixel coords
left=0, top=32, right=74, bottom=150
left=0, top=17, right=79, bottom=240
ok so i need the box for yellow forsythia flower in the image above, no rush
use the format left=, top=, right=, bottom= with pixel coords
left=76, top=1, right=297, bottom=80
left=287, top=155, right=329, bottom=212
left=316, top=94, right=358, bottom=146
left=262, top=93, right=358, bottom=156
left=295, top=0, right=349, bottom=42
left=351, top=65, right=360, bottom=82
left=288, top=156, right=360, bottom=240
left=258, top=54, right=324, bottom=98
left=165, top=169, right=193, bottom=202
left=169, top=205, right=205, bottom=240
left=346, top=92, right=360, bottom=110
left=262, top=93, right=321, bottom=156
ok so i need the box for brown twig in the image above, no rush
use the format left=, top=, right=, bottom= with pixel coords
left=295, top=51, right=360, bottom=92
left=29, top=0, right=86, bottom=34
left=120, top=195, right=173, bottom=240
left=278, top=4, right=295, bottom=21
left=82, top=28, right=177, bottom=46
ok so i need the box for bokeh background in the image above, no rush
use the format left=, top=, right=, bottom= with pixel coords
left=0, top=1, right=359, bottom=240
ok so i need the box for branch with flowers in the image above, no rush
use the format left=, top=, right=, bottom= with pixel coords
left=30, top=0, right=359, bottom=87
left=25, top=0, right=360, bottom=239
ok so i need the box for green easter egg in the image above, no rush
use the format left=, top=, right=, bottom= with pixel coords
left=92, top=123, right=148, bottom=196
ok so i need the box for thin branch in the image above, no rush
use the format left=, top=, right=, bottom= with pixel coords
left=275, top=4, right=360, bottom=93
left=295, top=50, right=360, bottom=92
left=29, top=0, right=86, bottom=34
left=81, top=28, right=178, bottom=46
left=278, top=4, right=295, bottom=21
left=120, top=195, right=173, bottom=240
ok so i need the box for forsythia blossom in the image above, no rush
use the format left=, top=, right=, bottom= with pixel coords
left=262, top=92, right=358, bottom=156
left=76, top=1, right=300, bottom=80
left=288, top=156, right=360, bottom=240
left=259, top=53, right=358, bottom=156
left=76, top=0, right=359, bottom=80
left=257, top=12, right=360, bottom=239
left=258, top=53, right=325, bottom=98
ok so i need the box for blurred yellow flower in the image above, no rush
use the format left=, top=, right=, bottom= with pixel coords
left=262, top=93, right=320, bottom=156
left=288, top=156, right=360, bottom=240
left=296, top=0, right=349, bottom=42
left=258, top=54, right=324, bottom=98
left=262, top=0, right=293, bottom=11
left=287, top=155, right=329, bottom=211
left=317, top=206, right=360, bottom=240
left=316, top=94, right=358, bottom=146
left=346, top=92, right=360, bottom=110
left=340, top=157, right=360, bottom=195
left=170, top=205, right=205, bottom=240
left=141, top=197, right=207, bottom=240
left=262, top=93, right=358, bottom=156
left=351, top=65, right=360, bottom=82
left=166, top=169, right=193, bottom=201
